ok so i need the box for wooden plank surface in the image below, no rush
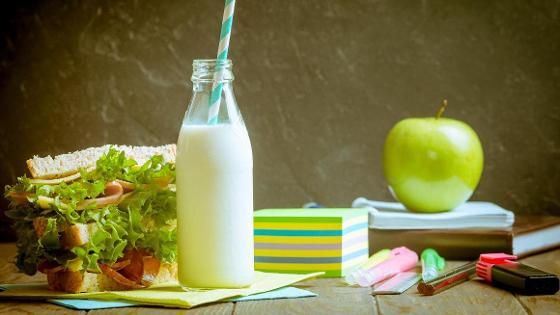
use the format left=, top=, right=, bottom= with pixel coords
left=0, top=302, right=86, bottom=315
left=88, top=302, right=234, bottom=315
left=234, top=278, right=376, bottom=315
left=0, top=242, right=558, bottom=315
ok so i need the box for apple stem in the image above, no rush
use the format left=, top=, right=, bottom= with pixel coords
left=435, top=99, right=448, bottom=119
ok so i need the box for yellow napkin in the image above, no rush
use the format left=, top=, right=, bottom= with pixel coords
left=0, top=271, right=323, bottom=308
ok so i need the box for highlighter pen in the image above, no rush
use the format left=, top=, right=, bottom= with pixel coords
left=421, top=248, right=445, bottom=282
left=476, top=253, right=559, bottom=295
left=345, top=249, right=392, bottom=285
left=355, top=247, right=418, bottom=287
left=417, top=261, right=476, bottom=295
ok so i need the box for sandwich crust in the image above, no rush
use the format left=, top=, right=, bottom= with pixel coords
left=27, top=144, right=176, bottom=179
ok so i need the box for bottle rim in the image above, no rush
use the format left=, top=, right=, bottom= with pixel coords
left=192, top=59, right=233, bottom=67
left=191, top=59, right=234, bottom=82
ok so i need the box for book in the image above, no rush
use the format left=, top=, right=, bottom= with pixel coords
left=253, top=208, right=369, bottom=277
left=367, top=215, right=560, bottom=260
left=512, top=215, right=560, bottom=257
left=352, top=198, right=515, bottom=229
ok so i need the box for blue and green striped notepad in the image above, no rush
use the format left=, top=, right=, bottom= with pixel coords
left=254, top=208, right=369, bottom=277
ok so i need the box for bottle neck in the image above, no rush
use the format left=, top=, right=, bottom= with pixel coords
left=192, top=80, right=233, bottom=94
left=184, top=59, right=243, bottom=126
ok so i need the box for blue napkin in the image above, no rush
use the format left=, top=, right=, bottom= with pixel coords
left=48, top=299, right=135, bottom=310
left=48, top=286, right=317, bottom=310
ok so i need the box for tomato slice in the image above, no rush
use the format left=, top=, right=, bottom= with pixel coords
left=99, top=263, right=145, bottom=289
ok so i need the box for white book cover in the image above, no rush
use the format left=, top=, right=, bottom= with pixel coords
left=352, top=197, right=515, bottom=230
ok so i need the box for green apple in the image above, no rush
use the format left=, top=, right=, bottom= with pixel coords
left=383, top=100, right=484, bottom=212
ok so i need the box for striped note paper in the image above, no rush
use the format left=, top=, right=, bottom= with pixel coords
left=254, top=208, right=369, bottom=277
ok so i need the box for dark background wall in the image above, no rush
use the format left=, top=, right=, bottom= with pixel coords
left=1, top=0, right=559, bottom=236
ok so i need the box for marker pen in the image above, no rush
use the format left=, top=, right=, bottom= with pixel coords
left=476, top=253, right=559, bottom=295
left=355, top=247, right=418, bottom=287
left=417, top=261, right=476, bottom=295
left=421, top=248, right=445, bottom=282
left=345, top=249, right=392, bottom=285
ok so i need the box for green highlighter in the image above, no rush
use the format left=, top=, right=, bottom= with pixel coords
left=421, top=248, right=446, bottom=282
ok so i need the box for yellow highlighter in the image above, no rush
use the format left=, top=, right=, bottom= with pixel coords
left=345, top=249, right=392, bottom=285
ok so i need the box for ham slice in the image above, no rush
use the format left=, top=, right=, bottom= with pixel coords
left=115, top=179, right=135, bottom=193
left=117, top=178, right=171, bottom=192
left=76, top=181, right=123, bottom=210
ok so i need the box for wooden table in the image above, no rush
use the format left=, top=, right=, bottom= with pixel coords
left=0, top=243, right=558, bottom=315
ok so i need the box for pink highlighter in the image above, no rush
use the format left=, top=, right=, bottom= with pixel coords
left=356, top=247, right=419, bottom=287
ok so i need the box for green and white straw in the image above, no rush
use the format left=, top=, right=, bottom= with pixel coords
left=208, top=0, right=236, bottom=124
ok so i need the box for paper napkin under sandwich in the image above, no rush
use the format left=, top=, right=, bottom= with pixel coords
left=0, top=286, right=315, bottom=310
left=0, top=271, right=322, bottom=309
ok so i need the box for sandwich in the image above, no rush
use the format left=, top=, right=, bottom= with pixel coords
left=4, top=144, right=178, bottom=293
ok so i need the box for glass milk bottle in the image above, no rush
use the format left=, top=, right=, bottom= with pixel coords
left=176, top=59, right=254, bottom=288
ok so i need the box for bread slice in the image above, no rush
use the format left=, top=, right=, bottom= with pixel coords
left=59, top=223, right=98, bottom=249
left=27, top=144, right=176, bottom=179
left=47, top=263, right=178, bottom=293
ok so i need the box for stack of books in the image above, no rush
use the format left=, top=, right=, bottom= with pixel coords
left=253, top=208, right=369, bottom=277
left=352, top=198, right=560, bottom=259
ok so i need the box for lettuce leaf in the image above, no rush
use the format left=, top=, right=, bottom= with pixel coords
left=38, top=218, right=59, bottom=250
left=11, top=218, right=43, bottom=275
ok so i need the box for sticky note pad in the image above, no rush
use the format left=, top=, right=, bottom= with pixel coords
left=254, top=208, right=369, bottom=277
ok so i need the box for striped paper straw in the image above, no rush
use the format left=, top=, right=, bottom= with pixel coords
left=208, top=0, right=236, bottom=124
